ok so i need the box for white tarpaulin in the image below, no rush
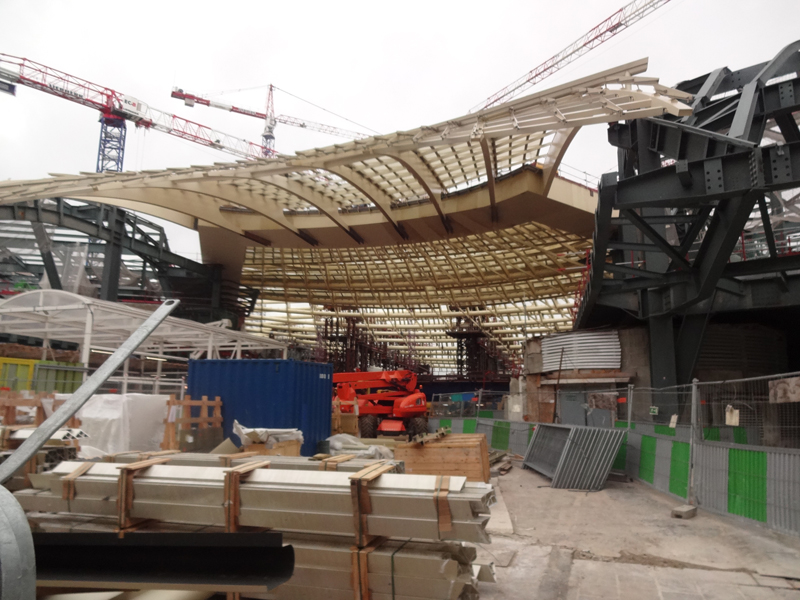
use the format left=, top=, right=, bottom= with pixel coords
left=51, top=393, right=169, bottom=455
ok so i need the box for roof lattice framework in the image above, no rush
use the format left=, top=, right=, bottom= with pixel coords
left=0, top=59, right=693, bottom=372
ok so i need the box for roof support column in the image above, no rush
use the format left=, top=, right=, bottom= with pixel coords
left=80, top=308, right=93, bottom=383
left=100, top=207, right=125, bottom=303
left=478, top=138, right=498, bottom=222
left=31, top=222, right=61, bottom=291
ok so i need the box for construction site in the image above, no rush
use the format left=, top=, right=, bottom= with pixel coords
left=0, top=0, right=799, bottom=598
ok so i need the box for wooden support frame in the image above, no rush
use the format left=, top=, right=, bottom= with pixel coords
left=349, top=535, right=387, bottom=600
left=116, top=457, right=173, bottom=529
left=161, top=394, right=223, bottom=451
left=349, top=462, right=395, bottom=547
left=223, top=460, right=272, bottom=533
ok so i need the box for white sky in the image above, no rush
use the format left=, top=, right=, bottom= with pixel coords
left=1, top=0, right=799, bottom=260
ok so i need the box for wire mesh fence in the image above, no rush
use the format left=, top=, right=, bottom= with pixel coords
left=611, top=372, right=800, bottom=536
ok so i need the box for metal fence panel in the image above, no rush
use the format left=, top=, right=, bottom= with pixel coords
left=524, top=424, right=624, bottom=490
left=693, top=442, right=729, bottom=514
left=524, top=424, right=570, bottom=479
left=767, top=450, right=800, bottom=535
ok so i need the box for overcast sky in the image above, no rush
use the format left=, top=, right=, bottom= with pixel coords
left=1, top=0, right=799, bottom=259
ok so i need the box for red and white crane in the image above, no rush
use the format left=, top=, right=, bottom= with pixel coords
left=171, top=84, right=370, bottom=154
left=0, top=53, right=270, bottom=172
left=472, top=0, right=672, bottom=112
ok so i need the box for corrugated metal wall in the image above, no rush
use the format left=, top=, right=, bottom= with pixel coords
left=541, top=331, right=621, bottom=372
left=187, top=359, right=333, bottom=456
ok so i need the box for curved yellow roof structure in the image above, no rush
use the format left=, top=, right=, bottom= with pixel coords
left=0, top=59, right=691, bottom=371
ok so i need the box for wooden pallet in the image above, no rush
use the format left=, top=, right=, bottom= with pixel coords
left=394, top=433, right=490, bottom=483
left=161, top=394, right=222, bottom=451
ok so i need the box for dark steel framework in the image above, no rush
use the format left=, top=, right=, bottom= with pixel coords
left=576, top=41, right=800, bottom=400
left=315, top=315, right=429, bottom=374
left=96, top=116, right=127, bottom=173
left=0, top=199, right=259, bottom=326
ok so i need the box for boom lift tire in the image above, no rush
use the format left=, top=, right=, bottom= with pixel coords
left=358, top=415, right=378, bottom=439
left=407, top=417, right=429, bottom=438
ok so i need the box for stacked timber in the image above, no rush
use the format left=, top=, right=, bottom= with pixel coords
left=27, top=514, right=494, bottom=600
left=395, top=434, right=491, bottom=483
left=107, top=451, right=405, bottom=473
left=17, top=461, right=493, bottom=543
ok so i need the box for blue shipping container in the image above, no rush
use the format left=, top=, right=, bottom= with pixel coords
left=187, top=359, right=333, bottom=456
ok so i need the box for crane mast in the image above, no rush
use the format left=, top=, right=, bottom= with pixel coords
left=472, top=0, right=672, bottom=112
left=171, top=85, right=370, bottom=151
left=0, top=53, right=271, bottom=172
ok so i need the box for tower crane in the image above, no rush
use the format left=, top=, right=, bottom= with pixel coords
left=171, top=84, right=370, bottom=154
left=0, top=53, right=271, bottom=173
left=472, top=0, right=672, bottom=112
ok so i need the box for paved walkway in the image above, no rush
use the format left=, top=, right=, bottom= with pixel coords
left=476, top=462, right=800, bottom=599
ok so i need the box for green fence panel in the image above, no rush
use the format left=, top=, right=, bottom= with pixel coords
left=462, top=419, right=477, bottom=434
left=612, top=432, right=628, bottom=471
left=728, top=448, right=767, bottom=523
left=491, top=421, right=511, bottom=451
left=614, top=421, right=636, bottom=430
left=478, top=410, right=494, bottom=418
left=733, top=428, right=748, bottom=445
left=669, top=441, right=690, bottom=498
left=654, top=425, right=677, bottom=437
left=703, top=427, right=721, bottom=441
left=639, top=435, right=657, bottom=484
left=438, top=418, right=452, bottom=430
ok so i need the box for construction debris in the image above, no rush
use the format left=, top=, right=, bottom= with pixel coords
left=671, top=505, right=697, bottom=519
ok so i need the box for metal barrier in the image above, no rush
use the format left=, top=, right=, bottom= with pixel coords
left=434, top=373, right=800, bottom=535
left=427, top=417, right=535, bottom=456
left=621, top=374, right=800, bottom=537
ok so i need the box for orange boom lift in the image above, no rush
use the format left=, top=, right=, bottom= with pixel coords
left=332, top=370, right=428, bottom=438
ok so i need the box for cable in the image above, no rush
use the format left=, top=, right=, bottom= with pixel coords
left=272, top=85, right=380, bottom=135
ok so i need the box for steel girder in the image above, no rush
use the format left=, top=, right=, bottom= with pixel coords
left=575, top=41, right=800, bottom=386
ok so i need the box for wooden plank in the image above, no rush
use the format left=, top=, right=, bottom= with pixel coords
left=61, top=462, right=93, bottom=500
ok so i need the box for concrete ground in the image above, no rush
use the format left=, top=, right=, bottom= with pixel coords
left=477, top=461, right=800, bottom=599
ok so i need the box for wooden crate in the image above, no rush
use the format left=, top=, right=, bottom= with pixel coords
left=247, top=439, right=301, bottom=456
left=394, top=433, right=490, bottom=483
left=331, top=399, right=358, bottom=435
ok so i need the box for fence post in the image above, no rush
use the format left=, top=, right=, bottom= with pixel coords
left=689, top=378, right=699, bottom=505
left=627, top=384, right=634, bottom=429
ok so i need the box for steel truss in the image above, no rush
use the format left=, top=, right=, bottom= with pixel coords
left=576, top=41, right=800, bottom=390
left=0, top=199, right=258, bottom=326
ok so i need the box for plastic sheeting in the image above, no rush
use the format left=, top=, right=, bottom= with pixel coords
left=327, top=434, right=394, bottom=460
left=232, top=420, right=304, bottom=449
left=52, top=393, right=168, bottom=455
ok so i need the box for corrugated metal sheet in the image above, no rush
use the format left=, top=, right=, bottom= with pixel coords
left=541, top=331, right=621, bottom=372
left=694, top=443, right=728, bottom=514
left=767, top=450, right=800, bottom=536
left=696, top=325, right=787, bottom=377
left=653, top=437, right=672, bottom=494
left=523, top=424, right=624, bottom=490
left=187, top=359, right=333, bottom=456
